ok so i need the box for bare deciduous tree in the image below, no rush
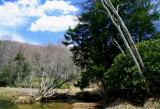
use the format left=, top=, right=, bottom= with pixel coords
left=0, top=36, right=11, bottom=75
left=15, top=44, right=80, bottom=101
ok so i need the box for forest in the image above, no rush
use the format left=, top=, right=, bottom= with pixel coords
left=0, top=38, right=82, bottom=100
left=0, top=0, right=160, bottom=108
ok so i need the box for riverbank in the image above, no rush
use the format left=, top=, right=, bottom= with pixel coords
left=0, top=87, right=104, bottom=109
left=104, top=97, right=160, bottom=109
left=0, top=87, right=159, bottom=109
left=0, top=87, right=94, bottom=96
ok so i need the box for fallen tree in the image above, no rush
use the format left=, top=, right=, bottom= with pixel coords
left=14, top=69, right=75, bottom=103
left=13, top=45, right=79, bottom=103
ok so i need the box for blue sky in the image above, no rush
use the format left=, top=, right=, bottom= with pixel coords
left=0, top=0, right=86, bottom=45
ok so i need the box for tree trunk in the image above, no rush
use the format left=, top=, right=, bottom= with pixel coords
left=106, top=0, right=146, bottom=72
left=101, top=0, right=150, bottom=93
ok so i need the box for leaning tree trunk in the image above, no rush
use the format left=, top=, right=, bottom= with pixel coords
left=105, top=0, right=146, bottom=72
left=100, top=0, right=150, bottom=93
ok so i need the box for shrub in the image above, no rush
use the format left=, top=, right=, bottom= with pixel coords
left=75, top=65, right=106, bottom=89
left=59, top=82, right=70, bottom=89
left=0, top=73, right=8, bottom=87
left=0, top=67, right=11, bottom=87
left=104, top=39, right=160, bottom=98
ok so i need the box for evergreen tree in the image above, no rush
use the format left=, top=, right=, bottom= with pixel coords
left=63, top=2, right=120, bottom=88
left=14, top=52, right=31, bottom=83
left=118, top=0, right=160, bottom=42
left=62, top=0, right=159, bottom=89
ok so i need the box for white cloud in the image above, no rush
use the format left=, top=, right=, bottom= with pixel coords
left=12, top=34, right=26, bottom=43
left=41, top=0, right=78, bottom=14
left=0, top=0, right=79, bottom=31
left=0, top=29, right=26, bottom=42
left=67, top=44, right=74, bottom=49
left=0, top=29, right=39, bottom=45
left=29, top=15, right=78, bottom=32
left=0, top=2, right=26, bottom=26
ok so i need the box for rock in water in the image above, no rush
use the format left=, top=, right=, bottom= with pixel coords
left=14, top=96, right=34, bottom=104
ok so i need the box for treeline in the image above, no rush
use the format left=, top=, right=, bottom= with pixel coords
left=63, top=0, right=160, bottom=100
left=0, top=38, right=80, bottom=87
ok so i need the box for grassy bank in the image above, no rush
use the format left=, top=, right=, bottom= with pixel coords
left=0, top=87, right=159, bottom=109
left=0, top=87, right=93, bottom=97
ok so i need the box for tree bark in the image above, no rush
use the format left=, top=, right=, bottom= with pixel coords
left=105, top=0, right=146, bottom=72
left=101, top=0, right=150, bottom=93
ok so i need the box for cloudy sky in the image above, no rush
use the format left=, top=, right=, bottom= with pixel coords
left=0, top=0, right=86, bottom=45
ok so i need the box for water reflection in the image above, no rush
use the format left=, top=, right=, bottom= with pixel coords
left=0, top=97, right=103, bottom=109
left=0, top=97, right=73, bottom=109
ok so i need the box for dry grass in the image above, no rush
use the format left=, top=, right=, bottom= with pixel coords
left=104, top=98, right=160, bottom=109
left=0, top=86, right=94, bottom=96
left=1, top=87, right=159, bottom=109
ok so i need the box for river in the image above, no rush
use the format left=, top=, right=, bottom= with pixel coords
left=0, top=97, right=103, bottom=109
left=0, top=97, right=75, bottom=109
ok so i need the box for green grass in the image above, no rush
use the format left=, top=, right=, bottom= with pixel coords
left=59, top=83, right=70, bottom=89
left=0, top=91, right=12, bottom=96
left=18, top=78, right=71, bottom=89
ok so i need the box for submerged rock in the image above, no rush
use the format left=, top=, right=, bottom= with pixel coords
left=73, top=103, right=103, bottom=109
left=14, top=96, right=34, bottom=104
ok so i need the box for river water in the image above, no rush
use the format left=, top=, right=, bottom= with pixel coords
left=0, top=97, right=104, bottom=109
left=0, top=97, right=74, bottom=109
